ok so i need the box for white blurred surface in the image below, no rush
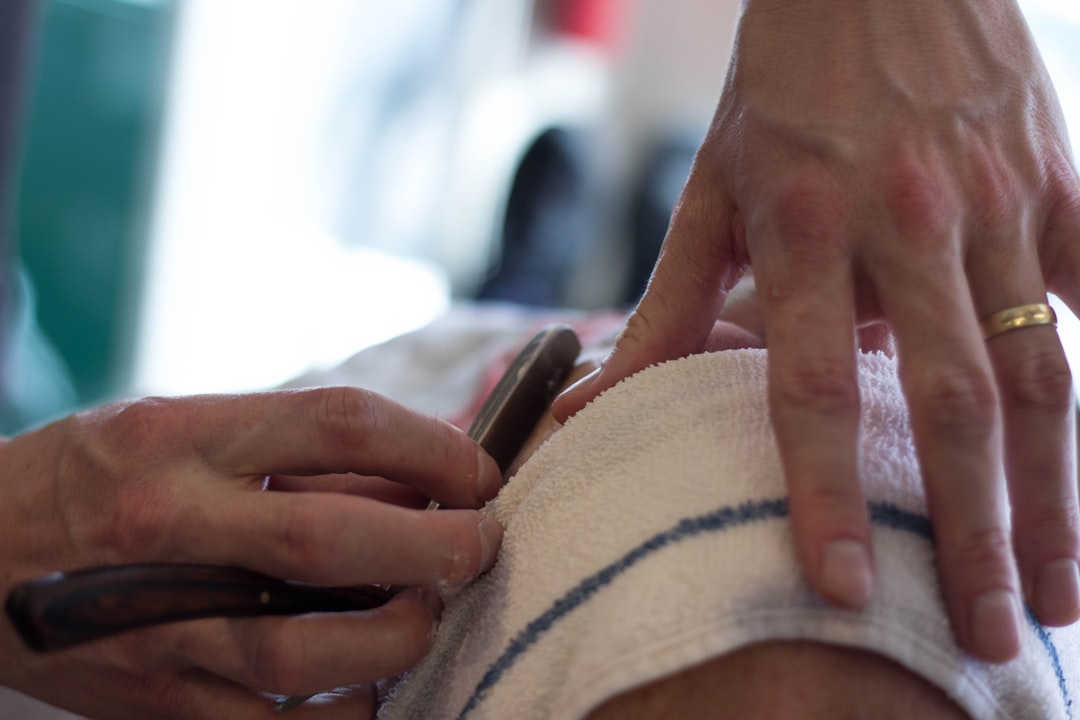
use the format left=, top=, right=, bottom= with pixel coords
left=132, top=0, right=606, bottom=396
left=134, top=1, right=454, bottom=395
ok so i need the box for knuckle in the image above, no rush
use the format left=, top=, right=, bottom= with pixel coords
left=884, top=163, right=956, bottom=236
left=914, top=368, right=998, bottom=438
left=799, top=479, right=865, bottom=517
left=147, top=675, right=192, bottom=718
left=311, top=386, right=383, bottom=454
left=768, top=175, right=848, bottom=258
left=999, top=347, right=1074, bottom=416
left=278, top=501, right=338, bottom=577
left=1015, top=503, right=1080, bottom=558
left=944, top=525, right=1014, bottom=578
left=772, top=361, right=859, bottom=419
left=250, top=625, right=307, bottom=695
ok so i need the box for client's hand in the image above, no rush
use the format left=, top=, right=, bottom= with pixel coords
left=0, top=389, right=504, bottom=720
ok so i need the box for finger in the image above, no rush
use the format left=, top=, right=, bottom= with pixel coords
left=197, top=492, right=502, bottom=588
left=266, top=473, right=431, bottom=509
left=751, top=204, right=873, bottom=610
left=874, top=246, right=1022, bottom=662
left=992, top=325, right=1079, bottom=625
left=168, top=589, right=439, bottom=698
left=985, top=142, right=1080, bottom=624
left=552, top=161, right=742, bottom=421
left=198, top=388, right=502, bottom=508
left=980, top=302, right=1078, bottom=626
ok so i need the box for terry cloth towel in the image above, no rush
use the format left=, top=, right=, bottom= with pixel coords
left=376, top=349, right=1079, bottom=720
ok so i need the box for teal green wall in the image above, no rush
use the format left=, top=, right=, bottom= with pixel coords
left=15, top=0, right=172, bottom=422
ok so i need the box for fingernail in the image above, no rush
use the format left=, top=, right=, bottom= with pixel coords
left=477, top=516, right=503, bottom=572
left=561, top=366, right=601, bottom=398
left=476, top=447, right=502, bottom=502
left=821, top=540, right=874, bottom=607
left=971, top=590, right=1022, bottom=662
left=1035, top=559, right=1080, bottom=625
left=552, top=367, right=602, bottom=421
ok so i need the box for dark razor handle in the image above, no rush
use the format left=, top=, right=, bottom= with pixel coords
left=5, top=564, right=394, bottom=651
left=469, top=324, right=581, bottom=473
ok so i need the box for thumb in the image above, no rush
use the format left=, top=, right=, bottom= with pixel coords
left=552, top=175, right=743, bottom=421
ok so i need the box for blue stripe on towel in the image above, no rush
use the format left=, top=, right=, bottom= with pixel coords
left=455, top=498, right=1073, bottom=720
left=1027, top=607, right=1075, bottom=718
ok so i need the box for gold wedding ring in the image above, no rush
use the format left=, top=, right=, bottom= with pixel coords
left=980, top=302, right=1057, bottom=340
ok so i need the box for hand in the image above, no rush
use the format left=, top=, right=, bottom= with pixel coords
left=554, top=0, right=1080, bottom=662
left=0, top=388, right=503, bottom=719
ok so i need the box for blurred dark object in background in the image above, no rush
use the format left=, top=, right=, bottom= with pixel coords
left=623, top=132, right=697, bottom=305
left=477, top=128, right=588, bottom=307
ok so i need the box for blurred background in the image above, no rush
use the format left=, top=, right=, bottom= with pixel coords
left=1, top=0, right=1078, bottom=435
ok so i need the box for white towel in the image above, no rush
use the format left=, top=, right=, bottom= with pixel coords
left=376, top=349, right=1079, bottom=720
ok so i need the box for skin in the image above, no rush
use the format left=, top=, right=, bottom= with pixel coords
left=0, top=388, right=504, bottom=719
left=554, top=0, right=1080, bottom=663
left=585, top=641, right=970, bottom=720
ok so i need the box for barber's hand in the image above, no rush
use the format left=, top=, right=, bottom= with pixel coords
left=555, top=0, right=1080, bottom=662
left=0, top=388, right=503, bottom=719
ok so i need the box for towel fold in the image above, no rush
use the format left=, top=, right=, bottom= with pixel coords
left=377, top=349, right=1078, bottom=720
